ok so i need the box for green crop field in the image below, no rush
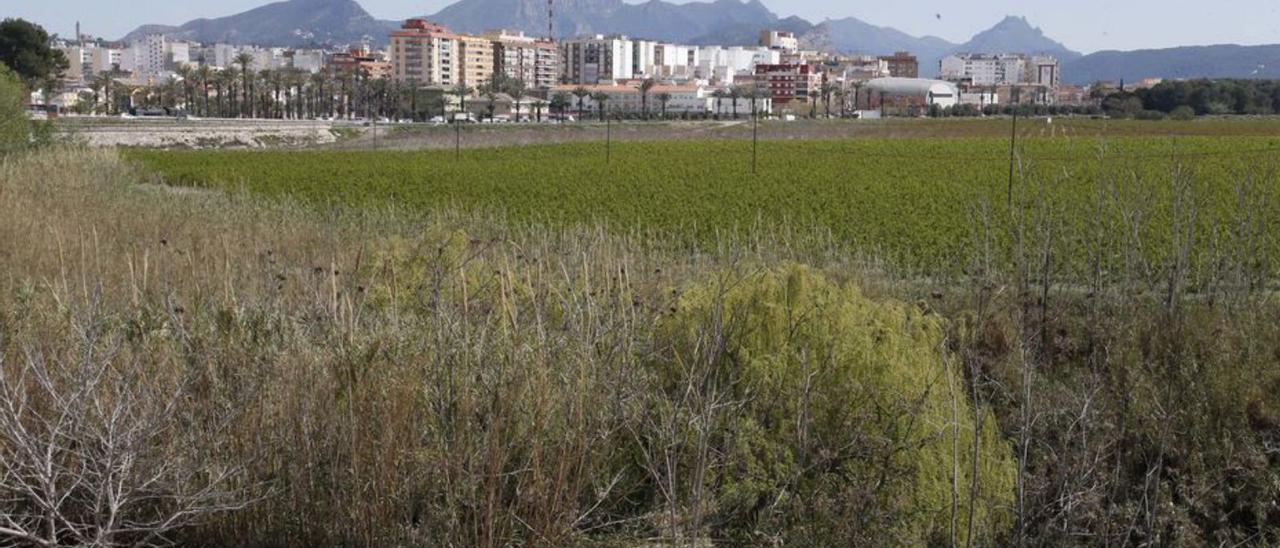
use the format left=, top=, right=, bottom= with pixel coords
left=128, top=135, right=1280, bottom=278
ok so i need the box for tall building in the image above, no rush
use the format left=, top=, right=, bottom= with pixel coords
left=390, top=19, right=495, bottom=88
left=458, top=35, right=495, bottom=87
left=754, top=63, right=821, bottom=106
left=940, top=53, right=1033, bottom=86
left=562, top=35, right=634, bottom=84
left=486, top=30, right=560, bottom=89
left=878, top=52, right=919, bottom=78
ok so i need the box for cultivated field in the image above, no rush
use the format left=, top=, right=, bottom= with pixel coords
left=131, top=133, right=1280, bottom=281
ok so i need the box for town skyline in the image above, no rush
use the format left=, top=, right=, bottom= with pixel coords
left=11, top=0, right=1280, bottom=54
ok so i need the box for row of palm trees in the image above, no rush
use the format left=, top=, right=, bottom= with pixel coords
left=81, top=61, right=864, bottom=121
left=84, top=56, right=463, bottom=121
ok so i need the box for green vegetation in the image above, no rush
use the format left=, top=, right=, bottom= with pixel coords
left=7, top=117, right=1280, bottom=545
left=0, top=63, right=27, bottom=153
left=130, top=135, right=1280, bottom=280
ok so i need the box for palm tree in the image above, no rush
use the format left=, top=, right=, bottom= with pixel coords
left=91, top=73, right=113, bottom=115
left=572, top=86, right=590, bottom=120
left=820, top=82, right=839, bottom=118
left=450, top=83, right=473, bottom=121
left=637, top=78, right=656, bottom=119
left=550, top=91, right=571, bottom=121
left=195, top=66, right=212, bottom=117
left=531, top=99, right=547, bottom=122
left=834, top=87, right=847, bottom=118
left=482, top=87, right=498, bottom=121
left=655, top=92, right=672, bottom=119
left=309, top=72, right=327, bottom=119
left=175, top=66, right=194, bottom=113
left=711, top=89, right=726, bottom=118
left=808, top=89, right=820, bottom=118
left=742, top=85, right=761, bottom=118
left=234, top=53, right=254, bottom=118
left=591, top=91, right=609, bottom=121
left=504, top=78, right=527, bottom=122
left=728, top=85, right=742, bottom=119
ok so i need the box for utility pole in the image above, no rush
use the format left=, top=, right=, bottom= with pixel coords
left=1007, top=86, right=1021, bottom=209
left=547, top=0, right=554, bottom=41
left=606, top=113, right=611, bottom=163
left=752, top=99, right=759, bottom=175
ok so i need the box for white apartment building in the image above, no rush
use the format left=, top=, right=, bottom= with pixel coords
left=59, top=45, right=94, bottom=84
left=562, top=35, right=635, bottom=84
left=696, top=46, right=779, bottom=83
left=760, top=30, right=799, bottom=53
left=126, top=34, right=169, bottom=78
left=939, top=53, right=1060, bottom=87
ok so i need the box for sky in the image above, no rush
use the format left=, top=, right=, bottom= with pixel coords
left=9, top=0, right=1280, bottom=53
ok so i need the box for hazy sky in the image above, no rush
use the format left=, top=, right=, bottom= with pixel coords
left=10, top=0, right=1280, bottom=53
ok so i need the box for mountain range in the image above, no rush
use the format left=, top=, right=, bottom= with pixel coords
left=122, top=0, right=1280, bottom=84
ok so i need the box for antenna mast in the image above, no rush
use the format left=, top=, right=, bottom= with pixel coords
left=548, top=0, right=554, bottom=40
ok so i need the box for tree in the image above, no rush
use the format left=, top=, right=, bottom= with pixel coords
left=591, top=91, right=609, bottom=121
left=234, top=53, right=254, bottom=118
left=638, top=78, right=656, bottom=119
left=728, top=85, right=742, bottom=119
left=504, top=78, right=527, bottom=122
left=196, top=66, right=212, bottom=117
left=821, top=82, right=839, bottom=118
left=0, top=19, right=68, bottom=88
left=550, top=91, right=571, bottom=121
left=712, top=89, right=725, bottom=118
left=572, top=86, right=590, bottom=120
left=0, top=63, right=28, bottom=153
left=450, top=83, right=473, bottom=121
left=655, top=92, right=672, bottom=119
left=808, top=89, right=820, bottom=117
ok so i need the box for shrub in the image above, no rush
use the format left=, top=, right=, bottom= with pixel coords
left=0, top=63, right=27, bottom=153
left=1170, top=105, right=1196, bottom=121
left=653, top=264, right=1016, bottom=545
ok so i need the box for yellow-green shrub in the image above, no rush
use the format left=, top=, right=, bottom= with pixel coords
left=655, top=264, right=1016, bottom=544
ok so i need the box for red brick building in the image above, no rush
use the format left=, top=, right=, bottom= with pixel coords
left=753, top=63, right=821, bottom=105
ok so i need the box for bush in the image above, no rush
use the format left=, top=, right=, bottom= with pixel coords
left=1134, top=109, right=1168, bottom=120
left=1170, top=105, right=1196, bottom=120
left=654, top=264, right=1016, bottom=545
left=0, top=63, right=28, bottom=153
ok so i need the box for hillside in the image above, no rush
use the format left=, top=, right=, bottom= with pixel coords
left=122, top=0, right=398, bottom=47
left=425, top=0, right=783, bottom=42
left=1065, top=44, right=1280, bottom=83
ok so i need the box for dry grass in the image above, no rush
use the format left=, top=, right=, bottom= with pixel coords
left=2, top=146, right=1279, bottom=546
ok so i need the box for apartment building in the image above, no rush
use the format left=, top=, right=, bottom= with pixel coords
left=390, top=19, right=460, bottom=86
left=390, top=19, right=497, bottom=88
left=562, top=35, right=635, bottom=84
left=878, top=51, right=919, bottom=78
left=760, top=30, right=799, bottom=53
left=486, top=30, right=560, bottom=88
left=940, top=53, right=1059, bottom=86
left=753, top=63, right=821, bottom=105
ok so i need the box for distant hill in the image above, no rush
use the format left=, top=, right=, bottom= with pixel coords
left=798, top=16, right=1081, bottom=77
left=689, top=16, right=813, bottom=46
left=425, top=0, right=784, bottom=43
left=1065, top=44, right=1280, bottom=84
left=122, top=0, right=398, bottom=47
left=953, top=16, right=1079, bottom=60
left=799, top=17, right=955, bottom=72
